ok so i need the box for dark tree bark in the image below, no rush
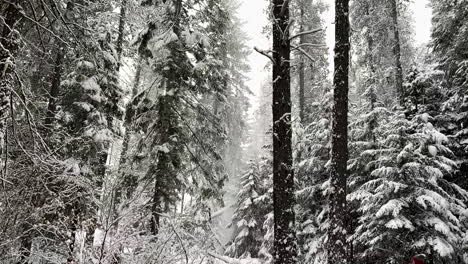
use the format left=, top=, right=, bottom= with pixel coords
left=45, top=50, right=63, bottom=127
left=45, top=1, right=76, bottom=128
left=365, top=3, right=376, bottom=143
left=147, top=0, right=184, bottom=237
left=116, top=0, right=127, bottom=70
left=149, top=94, right=178, bottom=236
left=272, top=0, right=297, bottom=263
left=149, top=98, right=171, bottom=237
left=389, top=0, right=404, bottom=105
left=327, top=0, right=350, bottom=263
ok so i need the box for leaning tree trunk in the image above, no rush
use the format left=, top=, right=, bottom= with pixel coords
left=272, top=0, right=297, bottom=263
left=327, top=0, right=350, bottom=263
left=390, top=0, right=404, bottom=106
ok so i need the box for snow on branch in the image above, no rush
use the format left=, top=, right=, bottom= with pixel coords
left=2, top=1, right=69, bottom=45
left=289, top=28, right=323, bottom=42
left=295, top=43, right=328, bottom=49
left=254, top=47, right=275, bottom=64
left=291, top=46, right=316, bottom=62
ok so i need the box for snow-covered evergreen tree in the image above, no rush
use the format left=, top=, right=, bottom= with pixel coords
left=295, top=88, right=333, bottom=263
left=350, top=110, right=468, bottom=263
left=431, top=0, right=468, bottom=191
left=351, top=0, right=415, bottom=106
left=226, top=156, right=272, bottom=260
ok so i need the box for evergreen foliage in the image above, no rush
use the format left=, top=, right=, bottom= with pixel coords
left=350, top=110, right=468, bottom=263
left=226, top=157, right=272, bottom=259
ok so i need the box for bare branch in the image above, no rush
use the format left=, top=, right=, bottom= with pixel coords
left=21, top=14, right=68, bottom=44
left=289, top=28, right=323, bottom=42
left=26, top=0, right=46, bottom=51
left=292, top=46, right=316, bottom=62
left=296, top=43, right=328, bottom=49
left=279, top=0, right=290, bottom=17
left=168, top=220, right=188, bottom=264
left=254, top=46, right=275, bottom=64
left=283, top=18, right=294, bottom=41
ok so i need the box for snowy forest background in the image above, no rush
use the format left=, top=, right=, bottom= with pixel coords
left=0, top=0, right=467, bottom=263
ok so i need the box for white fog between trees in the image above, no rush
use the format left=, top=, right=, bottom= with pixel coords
left=0, top=0, right=467, bottom=264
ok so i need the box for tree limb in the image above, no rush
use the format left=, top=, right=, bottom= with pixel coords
left=296, top=43, right=328, bottom=49
left=292, top=46, right=316, bottom=62
left=289, top=28, right=323, bottom=42
left=2, top=0, right=68, bottom=45
left=254, top=46, right=275, bottom=64
left=279, top=0, right=290, bottom=17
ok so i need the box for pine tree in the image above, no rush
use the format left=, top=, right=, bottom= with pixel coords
left=351, top=0, right=415, bottom=107
left=349, top=111, right=468, bottom=263
left=226, top=158, right=272, bottom=259
left=295, top=89, right=333, bottom=263
left=431, top=0, right=468, bottom=191
left=431, top=0, right=468, bottom=78
left=131, top=0, right=249, bottom=238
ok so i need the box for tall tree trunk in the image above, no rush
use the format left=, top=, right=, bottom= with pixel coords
left=298, top=6, right=306, bottom=123
left=118, top=57, right=142, bottom=175
left=99, top=0, right=128, bottom=173
left=0, top=1, right=21, bottom=164
left=390, top=0, right=404, bottom=106
left=366, top=3, right=376, bottom=143
left=45, top=1, right=75, bottom=128
left=116, top=0, right=127, bottom=70
left=149, top=95, right=175, bottom=236
left=45, top=50, right=63, bottom=127
left=98, top=0, right=128, bottom=177
left=0, top=3, right=29, bottom=262
left=272, top=0, right=297, bottom=263
left=115, top=59, right=142, bottom=217
left=148, top=0, right=183, bottom=237
left=327, top=0, right=350, bottom=263
left=95, top=1, right=129, bottom=261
